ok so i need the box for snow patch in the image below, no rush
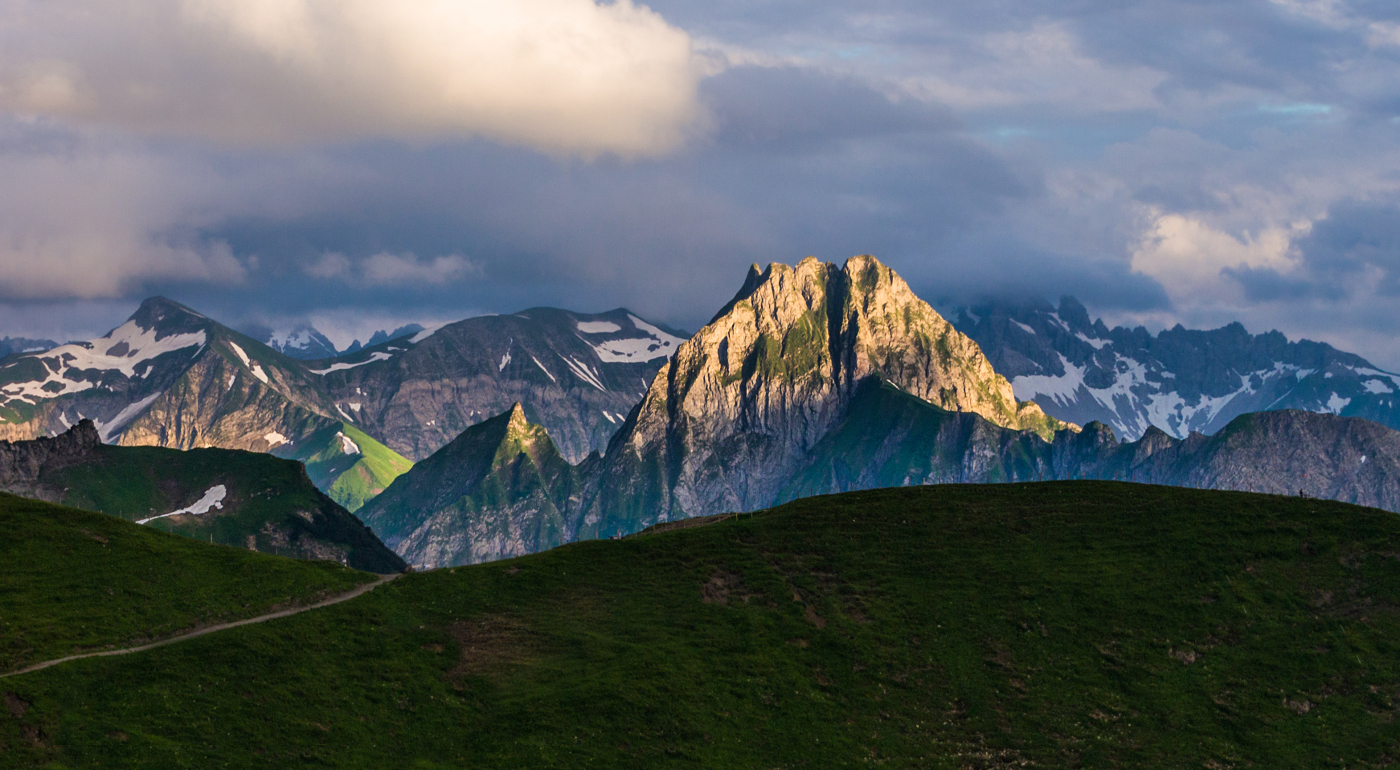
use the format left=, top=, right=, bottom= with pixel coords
left=1011, top=320, right=1035, bottom=335
left=137, top=485, right=227, bottom=524
left=263, top=431, right=289, bottom=447
left=1076, top=332, right=1109, bottom=350
left=587, top=315, right=686, bottom=363
left=310, top=351, right=393, bottom=375
left=576, top=320, right=622, bottom=334
left=227, top=341, right=269, bottom=384
left=409, top=324, right=445, bottom=344
left=96, top=392, right=163, bottom=442
left=602, top=411, right=617, bottom=424
left=531, top=355, right=557, bottom=382
left=336, top=431, right=361, bottom=455
left=1364, top=379, right=1395, bottom=394
left=0, top=321, right=205, bottom=407
left=1326, top=393, right=1351, bottom=414
left=499, top=340, right=513, bottom=372
left=563, top=356, right=607, bottom=391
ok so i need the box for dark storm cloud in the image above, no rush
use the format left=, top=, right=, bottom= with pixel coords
left=1295, top=197, right=1400, bottom=294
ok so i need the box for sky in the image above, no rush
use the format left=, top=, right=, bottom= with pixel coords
left=1, top=0, right=1399, bottom=367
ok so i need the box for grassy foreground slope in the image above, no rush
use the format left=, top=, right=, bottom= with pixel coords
left=5, top=482, right=1400, bottom=767
left=0, top=493, right=374, bottom=675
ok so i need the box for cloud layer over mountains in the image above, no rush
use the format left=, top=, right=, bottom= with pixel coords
left=2, top=0, right=1400, bottom=368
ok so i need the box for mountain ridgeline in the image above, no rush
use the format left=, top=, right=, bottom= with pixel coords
left=361, top=256, right=1400, bottom=568
left=360, top=255, right=1074, bottom=566
left=952, top=295, right=1400, bottom=441
left=0, top=296, right=684, bottom=509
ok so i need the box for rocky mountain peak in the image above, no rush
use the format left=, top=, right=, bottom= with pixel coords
left=129, top=297, right=211, bottom=338
left=598, top=254, right=1072, bottom=522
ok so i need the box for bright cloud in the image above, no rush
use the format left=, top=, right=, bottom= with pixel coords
left=304, top=252, right=481, bottom=286
left=0, top=0, right=705, bottom=156
left=0, top=143, right=245, bottom=299
left=1131, top=211, right=1308, bottom=304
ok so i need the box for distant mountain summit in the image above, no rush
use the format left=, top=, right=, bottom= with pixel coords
left=951, top=296, right=1400, bottom=441
left=341, top=324, right=425, bottom=355
left=246, top=323, right=341, bottom=360
left=0, top=336, right=59, bottom=358
left=310, top=306, right=687, bottom=463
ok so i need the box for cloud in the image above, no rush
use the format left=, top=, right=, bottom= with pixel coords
left=0, top=129, right=246, bottom=299
left=1131, top=212, right=1307, bottom=303
left=362, top=253, right=479, bottom=285
left=304, top=251, right=480, bottom=286
left=0, top=0, right=705, bottom=156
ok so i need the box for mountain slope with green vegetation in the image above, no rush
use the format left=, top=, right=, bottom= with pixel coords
left=0, top=493, right=374, bottom=675
left=5, top=482, right=1400, bottom=767
left=0, top=421, right=406, bottom=573
left=272, top=422, right=413, bottom=512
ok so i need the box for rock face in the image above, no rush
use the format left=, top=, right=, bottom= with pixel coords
left=952, top=295, right=1400, bottom=440
left=0, top=419, right=103, bottom=500
left=783, top=380, right=1400, bottom=514
left=312, top=307, right=684, bottom=463
left=0, top=421, right=405, bottom=573
left=587, top=255, right=1068, bottom=531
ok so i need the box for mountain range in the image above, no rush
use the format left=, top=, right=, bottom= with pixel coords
left=0, top=297, right=684, bottom=510
left=4, top=255, right=1400, bottom=572
left=246, top=322, right=427, bottom=359
left=360, top=256, right=1400, bottom=568
left=952, top=296, right=1400, bottom=441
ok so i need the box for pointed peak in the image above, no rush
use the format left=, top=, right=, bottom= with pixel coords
left=129, top=297, right=212, bottom=337
left=505, top=402, right=530, bottom=433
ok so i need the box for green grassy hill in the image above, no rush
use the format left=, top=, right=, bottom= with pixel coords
left=272, top=421, right=413, bottom=512
left=0, top=493, right=374, bottom=675
left=5, top=482, right=1400, bottom=767
left=40, top=442, right=406, bottom=574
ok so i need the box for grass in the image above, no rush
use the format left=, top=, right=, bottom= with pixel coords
left=0, top=493, right=374, bottom=675
left=275, top=422, right=413, bottom=512
left=4, top=481, right=1400, bottom=767
left=38, top=444, right=406, bottom=573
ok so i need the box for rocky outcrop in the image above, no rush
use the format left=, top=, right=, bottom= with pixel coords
left=0, top=419, right=102, bottom=500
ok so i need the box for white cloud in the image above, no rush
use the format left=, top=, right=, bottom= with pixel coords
left=0, top=0, right=705, bottom=157
left=1130, top=210, right=1307, bottom=304
left=363, top=253, right=479, bottom=285
left=303, top=251, right=480, bottom=286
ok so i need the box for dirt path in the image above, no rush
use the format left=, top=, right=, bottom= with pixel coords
left=1, top=572, right=401, bottom=679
